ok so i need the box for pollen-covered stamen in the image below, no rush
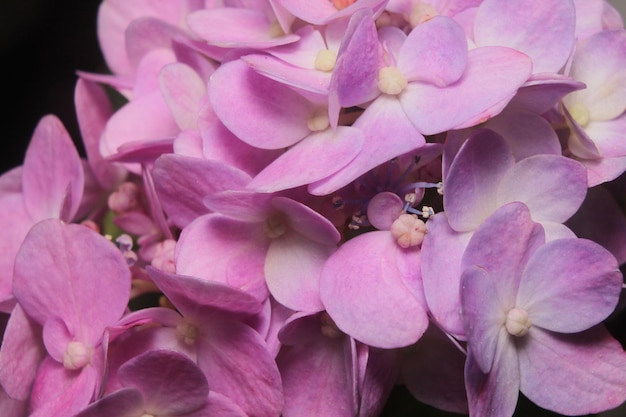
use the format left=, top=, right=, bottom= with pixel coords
left=176, top=321, right=200, bottom=345
left=332, top=0, right=357, bottom=10
left=264, top=214, right=287, bottom=238
left=378, top=66, right=408, bottom=95
left=307, top=108, right=331, bottom=131
left=391, top=213, right=428, bottom=248
left=568, top=102, right=590, bottom=127
left=268, top=20, right=286, bottom=38
left=315, top=49, right=337, bottom=72
left=63, top=341, right=93, bottom=370
left=505, top=307, right=531, bottom=337
left=320, top=312, right=343, bottom=338
left=410, top=2, right=439, bottom=27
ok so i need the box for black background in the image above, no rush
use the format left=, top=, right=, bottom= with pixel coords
left=1, top=0, right=107, bottom=174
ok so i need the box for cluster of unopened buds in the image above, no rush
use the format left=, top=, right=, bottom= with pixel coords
left=2, top=0, right=626, bottom=416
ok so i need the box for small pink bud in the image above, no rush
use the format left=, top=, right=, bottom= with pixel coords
left=391, top=214, right=428, bottom=248
left=63, top=341, right=93, bottom=370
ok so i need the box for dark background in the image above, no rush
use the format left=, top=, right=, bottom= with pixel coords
left=0, top=0, right=107, bottom=174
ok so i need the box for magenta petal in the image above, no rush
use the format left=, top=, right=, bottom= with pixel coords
left=119, top=350, right=208, bottom=415
left=13, top=220, right=131, bottom=344
left=73, top=388, right=144, bottom=417
left=398, top=16, right=467, bottom=86
left=367, top=192, right=404, bottom=230
left=200, top=391, right=248, bottom=417
left=210, top=59, right=314, bottom=149
left=444, top=129, right=514, bottom=232
left=517, top=238, right=622, bottom=333
left=196, top=319, right=284, bottom=417
left=248, top=126, right=364, bottom=193
left=22, top=115, right=84, bottom=222
left=272, top=196, right=340, bottom=245
left=278, top=0, right=387, bottom=25
left=519, top=326, right=626, bottom=415
left=320, top=231, right=428, bottom=348
left=148, top=267, right=264, bottom=318
left=474, top=0, right=576, bottom=73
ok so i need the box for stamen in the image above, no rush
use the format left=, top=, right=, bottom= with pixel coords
left=378, top=66, right=408, bottom=95
left=176, top=321, right=200, bottom=345
left=264, top=215, right=287, bottom=238
left=307, top=108, right=330, bottom=131
left=390, top=213, right=428, bottom=248
left=568, top=102, right=590, bottom=127
left=410, top=2, right=439, bottom=27
left=268, top=20, right=286, bottom=38
left=63, top=341, right=93, bottom=370
left=505, top=307, right=531, bottom=337
left=116, top=234, right=138, bottom=267
left=314, top=49, right=337, bottom=72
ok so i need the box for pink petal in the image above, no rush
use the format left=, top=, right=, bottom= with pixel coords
left=474, top=0, right=576, bottom=73
left=247, top=127, right=364, bottom=193
left=0, top=304, right=45, bottom=400
left=397, top=16, right=467, bottom=86
left=277, top=0, right=387, bottom=25
left=75, top=78, right=126, bottom=190
left=187, top=8, right=299, bottom=48
left=148, top=267, right=265, bottom=319
left=22, top=115, right=84, bottom=222
left=265, top=231, right=331, bottom=312
left=73, top=388, right=144, bottom=417
left=209, top=59, right=314, bottom=149
left=517, top=238, right=622, bottom=333
left=496, top=155, right=588, bottom=223
left=272, top=196, right=340, bottom=245
left=196, top=319, right=284, bottom=417
left=159, top=62, right=207, bottom=130
left=401, top=46, right=532, bottom=135
left=519, top=326, right=626, bottom=415
left=444, top=129, right=514, bottom=232
left=320, top=231, right=428, bottom=348
left=420, top=213, right=472, bottom=339
left=152, top=154, right=252, bottom=229
left=13, top=220, right=131, bottom=344
left=175, top=214, right=270, bottom=302
left=119, top=350, right=208, bottom=415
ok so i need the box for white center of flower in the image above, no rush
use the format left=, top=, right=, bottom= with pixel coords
left=568, top=102, right=590, bottom=127
left=315, top=49, right=337, bottom=72
left=378, top=67, right=408, bottom=95
left=505, top=307, right=531, bottom=337
left=307, top=109, right=331, bottom=131
left=264, top=215, right=287, bottom=239
left=176, top=321, right=200, bottom=345
left=63, top=341, right=93, bottom=370
left=390, top=213, right=428, bottom=248
left=410, top=2, right=439, bottom=27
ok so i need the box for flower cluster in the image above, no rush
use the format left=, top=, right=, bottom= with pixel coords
left=2, top=0, right=626, bottom=416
